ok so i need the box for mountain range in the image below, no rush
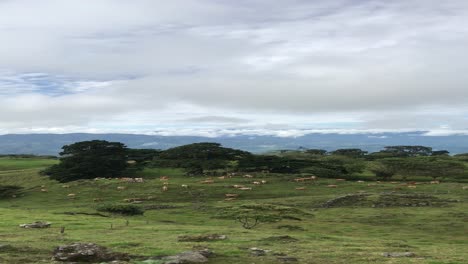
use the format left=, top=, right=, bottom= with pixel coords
left=1, top=132, right=468, bottom=155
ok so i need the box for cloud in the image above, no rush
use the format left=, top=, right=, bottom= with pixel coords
left=1, top=0, right=468, bottom=136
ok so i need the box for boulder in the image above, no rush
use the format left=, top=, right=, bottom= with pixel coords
left=382, top=252, right=416, bottom=258
left=249, top=247, right=270, bottom=256
left=19, top=221, right=51, bottom=228
left=52, top=243, right=129, bottom=262
left=162, top=250, right=211, bottom=263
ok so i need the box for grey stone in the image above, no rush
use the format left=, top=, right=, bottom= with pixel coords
left=19, top=221, right=51, bottom=228
left=52, top=243, right=129, bottom=262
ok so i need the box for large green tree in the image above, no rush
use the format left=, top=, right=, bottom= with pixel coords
left=43, top=140, right=129, bottom=182
left=153, top=143, right=252, bottom=175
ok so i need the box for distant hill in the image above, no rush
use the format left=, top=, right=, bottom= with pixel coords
left=0, top=132, right=468, bottom=155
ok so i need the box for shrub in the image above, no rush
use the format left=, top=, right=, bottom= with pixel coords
left=0, top=185, right=23, bottom=199
left=97, top=204, right=144, bottom=216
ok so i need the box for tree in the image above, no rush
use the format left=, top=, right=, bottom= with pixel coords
left=305, top=149, right=327, bottom=155
left=43, top=140, right=129, bottom=182
left=382, top=146, right=433, bottom=157
left=154, top=143, right=252, bottom=175
left=371, top=157, right=465, bottom=181
left=431, top=150, right=450, bottom=156
left=330, top=148, right=368, bottom=157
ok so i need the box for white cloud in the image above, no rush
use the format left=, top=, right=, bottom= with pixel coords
left=1, top=0, right=468, bottom=136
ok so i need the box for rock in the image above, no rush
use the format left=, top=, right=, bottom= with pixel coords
left=162, top=250, right=210, bottom=263
left=277, top=256, right=299, bottom=262
left=19, top=221, right=51, bottom=228
left=382, top=252, right=416, bottom=258
left=177, top=234, right=227, bottom=242
left=52, top=243, right=129, bottom=262
left=250, top=247, right=270, bottom=256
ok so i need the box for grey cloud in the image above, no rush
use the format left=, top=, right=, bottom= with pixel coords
left=0, top=0, right=468, bottom=135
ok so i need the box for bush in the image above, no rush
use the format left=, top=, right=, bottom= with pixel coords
left=0, top=185, right=23, bottom=199
left=97, top=204, right=144, bottom=216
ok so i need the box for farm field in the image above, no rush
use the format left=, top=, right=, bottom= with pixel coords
left=0, top=158, right=467, bottom=264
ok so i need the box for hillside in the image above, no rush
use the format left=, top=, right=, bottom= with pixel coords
left=0, top=157, right=467, bottom=263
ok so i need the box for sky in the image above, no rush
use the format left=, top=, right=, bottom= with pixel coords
left=1, top=0, right=468, bottom=137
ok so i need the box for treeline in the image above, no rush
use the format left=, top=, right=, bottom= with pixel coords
left=41, top=140, right=468, bottom=182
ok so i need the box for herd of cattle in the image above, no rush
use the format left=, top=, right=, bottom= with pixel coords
left=36, top=173, right=468, bottom=202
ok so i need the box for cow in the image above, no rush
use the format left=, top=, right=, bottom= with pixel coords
left=225, top=194, right=239, bottom=198
left=200, top=180, right=214, bottom=184
left=253, top=181, right=261, bottom=185
left=238, top=187, right=252, bottom=190
left=117, top=186, right=126, bottom=190
left=162, top=185, right=168, bottom=192
left=67, top=193, right=76, bottom=199
left=295, top=187, right=306, bottom=190
left=327, top=185, right=338, bottom=188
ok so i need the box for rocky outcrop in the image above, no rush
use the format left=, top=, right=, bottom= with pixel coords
left=161, top=249, right=213, bottom=264
left=52, top=243, right=129, bottom=263
left=19, top=221, right=51, bottom=228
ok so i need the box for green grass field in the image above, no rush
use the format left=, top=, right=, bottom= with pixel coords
left=0, top=158, right=467, bottom=263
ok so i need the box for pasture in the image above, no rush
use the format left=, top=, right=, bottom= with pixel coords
left=0, top=158, right=467, bottom=263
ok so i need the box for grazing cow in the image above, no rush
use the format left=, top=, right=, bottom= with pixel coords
left=243, top=174, right=254, bottom=178
left=261, top=180, right=267, bottom=184
left=335, top=179, right=346, bottom=181
left=67, top=193, right=76, bottom=198
left=367, top=184, right=376, bottom=187
left=62, top=185, right=70, bottom=188
left=225, top=194, right=239, bottom=198
left=40, top=188, right=48, bottom=192
left=233, top=185, right=245, bottom=189
left=462, top=186, right=468, bottom=190
left=93, top=198, right=102, bottom=202
left=200, top=180, right=214, bottom=184
left=224, top=198, right=236, bottom=201
left=160, top=176, right=169, bottom=181
left=181, top=184, right=188, bottom=188
left=430, top=180, right=440, bottom=184
left=162, top=185, right=168, bottom=192
left=357, top=180, right=365, bottom=183
left=253, top=181, right=261, bottom=185
left=117, top=186, right=126, bottom=190
left=295, top=187, right=306, bottom=190
left=407, top=185, right=417, bottom=189
left=238, top=187, right=252, bottom=190
left=327, top=185, right=338, bottom=188
left=218, top=176, right=227, bottom=179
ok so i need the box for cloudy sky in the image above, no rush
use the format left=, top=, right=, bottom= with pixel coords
left=1, top=0, right=468, bottom=137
